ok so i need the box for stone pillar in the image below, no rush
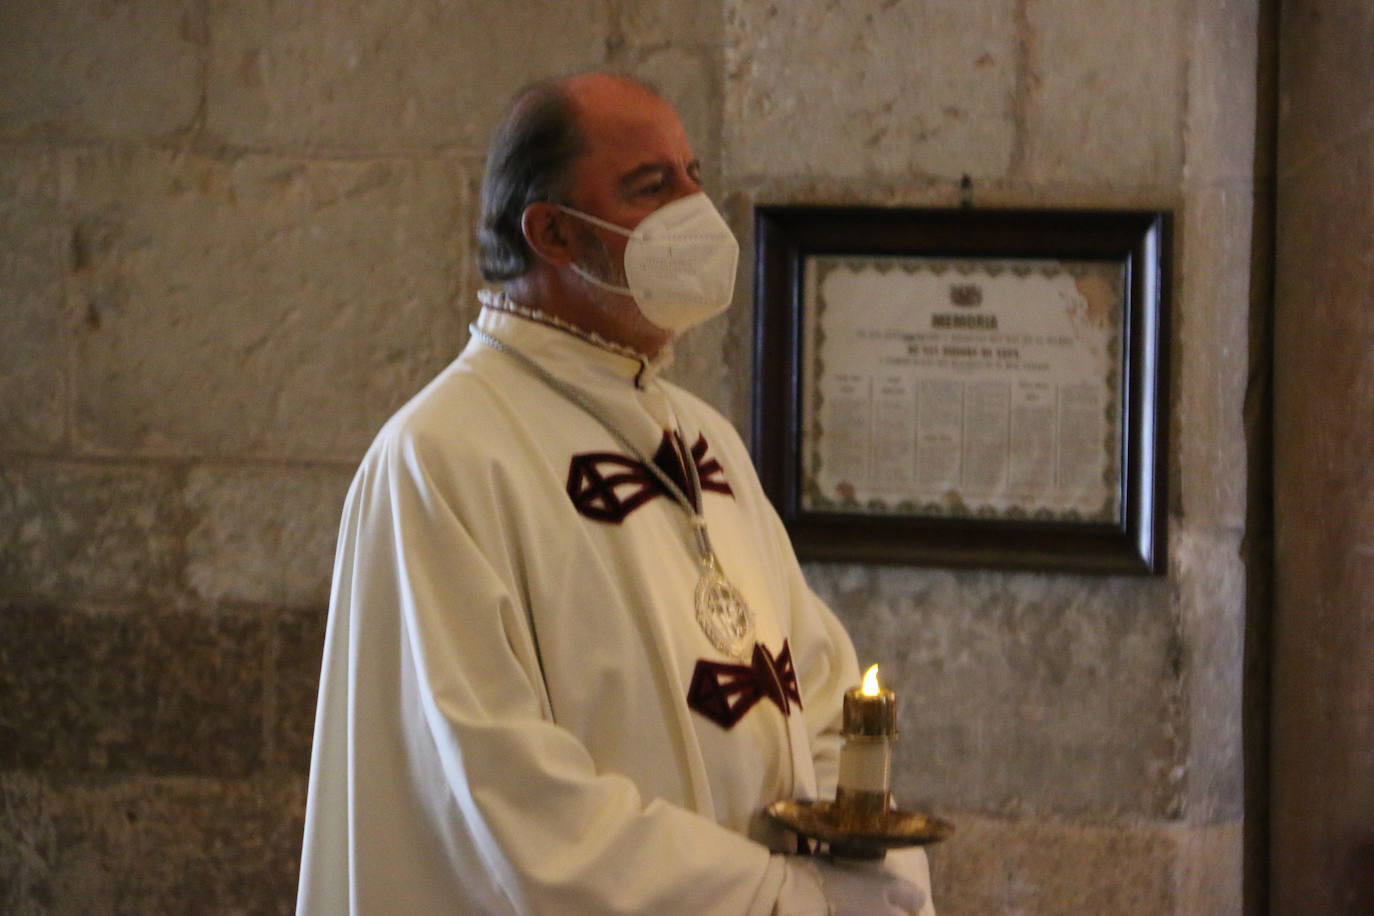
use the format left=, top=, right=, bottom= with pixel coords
left=1271, top=1, right=1374, bottom=912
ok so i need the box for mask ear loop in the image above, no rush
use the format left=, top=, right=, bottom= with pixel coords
left=555, top=204, right=636, bottom=238
left=555, top=204, right=637, bottom=295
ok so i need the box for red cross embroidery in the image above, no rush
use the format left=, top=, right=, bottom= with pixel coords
left=566, top=432, right=732, bottom=524
left=687, top=641, right=803, bottom=730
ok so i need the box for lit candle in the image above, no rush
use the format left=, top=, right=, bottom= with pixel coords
left=835, top=664, right=896, bottom=822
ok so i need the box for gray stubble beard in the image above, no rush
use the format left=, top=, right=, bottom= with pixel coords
left=570, top=223, right=664, bottom=340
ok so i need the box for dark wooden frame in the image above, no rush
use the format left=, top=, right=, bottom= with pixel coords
left=752, top=206, right=1170, bottom=574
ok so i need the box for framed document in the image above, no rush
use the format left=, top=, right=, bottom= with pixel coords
left=752, top=206, right=1169, bottom=574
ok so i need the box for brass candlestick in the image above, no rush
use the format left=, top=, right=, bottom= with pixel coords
left=835, top=665, right=897, bottom=831
left=763, top=664, right=953, bottom=859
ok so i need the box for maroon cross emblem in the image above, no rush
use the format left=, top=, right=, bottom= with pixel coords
left=566, top=432, right=732, bottom=523
left=687, top=640, right=803, bottom=730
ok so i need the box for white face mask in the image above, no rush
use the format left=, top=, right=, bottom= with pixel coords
left=556, top=192, right=740, bottom=334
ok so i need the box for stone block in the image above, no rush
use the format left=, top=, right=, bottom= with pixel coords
left=0, top=149, right=65, bottom=451
left=731, top=172, right=1183, bottom=215
left=0, top=772, right=304, bottom=914
left=206, top=0, right=609, bottom=153
left=0, top=603, right=264, bottom=777
left=1022, top=0, right=1184, bottom=186
left=805, top=563, right=1183, bottom=818
left=1176, top=187, right=1253, bottom=531
left=272, top=607, right=327, bottom=772
left=928, top=812, right=1178, bottom=915
left=724, top=0, right=1017, bottom=181
left=1176, top=821, right=1244, bottom=915
left=0, top=460, right=184, bottom=604
left=0, top=0, right=201, bottom=140
left=716, top=189, right=758, bottom=435
left=619, top=0, right=723, bottom=50
left=185, top=465, right=353, bottom=607
left=1172, top=526, right=1245, bottom=822
left=62, top=146, right=468, bottom=460
left=459, top=152, right=488, bottom=313
left=1185, top=0, right=1260, bottom=187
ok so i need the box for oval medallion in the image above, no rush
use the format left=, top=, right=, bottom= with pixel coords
left=695, top=567, right=755, bottom=660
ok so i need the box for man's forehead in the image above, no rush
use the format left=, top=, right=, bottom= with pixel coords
left=578, top=95, right=683, bottom=141
left=573, top=97, right=692, bottom=169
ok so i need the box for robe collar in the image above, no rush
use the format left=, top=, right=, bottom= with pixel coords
left=474, top=292, right=674, bottom=391
left=469, top=300, right=691, bottom=455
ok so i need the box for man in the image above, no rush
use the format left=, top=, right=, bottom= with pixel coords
left=297, top=72, right=935, bottom=915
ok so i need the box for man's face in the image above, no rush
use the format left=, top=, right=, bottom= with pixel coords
left=560, top=80, right=704, bottom=285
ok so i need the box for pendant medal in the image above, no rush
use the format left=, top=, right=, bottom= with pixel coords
left=695, top=561, right=755, bottom=660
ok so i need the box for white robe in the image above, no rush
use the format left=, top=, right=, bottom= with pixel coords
left=296, top=307, right=931, bottom=914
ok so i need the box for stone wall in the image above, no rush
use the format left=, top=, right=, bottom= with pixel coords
left=0, top=1, right=1259, bottom=912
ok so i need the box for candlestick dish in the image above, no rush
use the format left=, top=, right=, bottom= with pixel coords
left=764, top=799, right=954, bottom=860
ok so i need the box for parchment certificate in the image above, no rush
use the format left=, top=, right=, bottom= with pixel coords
left=800, top=255, right=1124, bottom=522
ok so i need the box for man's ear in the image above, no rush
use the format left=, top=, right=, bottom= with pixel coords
left=521, top=202, right=574, bottom=266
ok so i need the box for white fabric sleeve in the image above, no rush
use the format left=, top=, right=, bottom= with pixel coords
left=348, top=429, right=787, bottom=915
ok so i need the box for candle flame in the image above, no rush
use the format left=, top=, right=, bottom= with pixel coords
left=861, top=664, right=881, bottom=696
